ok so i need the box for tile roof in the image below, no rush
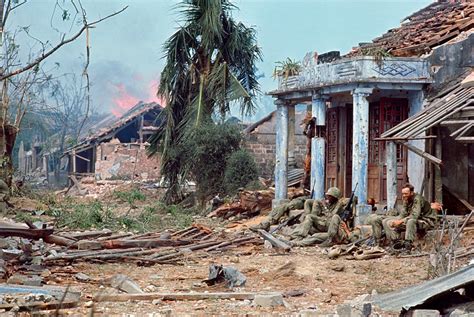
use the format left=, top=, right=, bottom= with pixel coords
left=348, top=0, right=474, bottom=57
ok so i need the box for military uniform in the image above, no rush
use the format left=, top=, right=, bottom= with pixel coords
left=289, top=187, right=349, bottom=240
left=384, top=193, right=438, bottom=243
left=365, top=208, right=399, bottom=244
left=291, top=224, right=361, bottom=247
left=251, top=196, right=307, bottom=231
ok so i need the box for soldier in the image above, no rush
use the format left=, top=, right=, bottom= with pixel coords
left=289, top=187, right=350, bottom=246
left=250, top=196, right=307, bottom=232
left=365, top=209, right=399, bottom=246
left=383, top=183, right=441, bottom=251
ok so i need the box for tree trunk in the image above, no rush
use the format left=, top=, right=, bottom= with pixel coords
left=0, top=124, right=17, bottom=187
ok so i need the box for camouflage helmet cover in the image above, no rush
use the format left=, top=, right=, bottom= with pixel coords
left=325, top=187, right=341, bottom=199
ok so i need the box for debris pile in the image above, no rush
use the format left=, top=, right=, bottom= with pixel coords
left=208, top=187, right=306, bottom=220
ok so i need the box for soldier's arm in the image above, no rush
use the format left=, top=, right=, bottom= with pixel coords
left=335, top=198, right=349, bottom=216
left=312, top=200, right=323, bottom=216
left=399, top=202, right=409, bottom=219
left=409, top=196, right=422, bottom=221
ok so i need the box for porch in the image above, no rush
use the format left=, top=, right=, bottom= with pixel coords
left=269, top=54, right=432, bottom=223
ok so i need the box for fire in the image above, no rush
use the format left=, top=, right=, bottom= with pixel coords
left=109, top=79, right=164, bottom=117
left=111, top=83, right=140, bottom=117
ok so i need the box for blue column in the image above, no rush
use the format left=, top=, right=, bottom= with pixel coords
left=386, top=141, right=398, bottom=211
left=408, top=90, right=425, bottom=193
left=311, top=94, right=327, bottom=200
left=274, top=99, right=289, bottom=205
left=352, top=88, right=372, bottom=225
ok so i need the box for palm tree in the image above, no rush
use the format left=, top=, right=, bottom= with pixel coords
left=149, top=0, right=262, bottom=204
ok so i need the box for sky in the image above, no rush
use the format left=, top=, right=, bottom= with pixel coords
left=7, top=0, right=432, bottom=120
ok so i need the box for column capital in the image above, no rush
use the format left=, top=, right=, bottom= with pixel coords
left=311, top=92, right=330, bottom=101
left=352, top=87, right=373, bottom=97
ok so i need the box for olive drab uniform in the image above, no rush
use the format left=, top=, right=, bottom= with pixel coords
left=384, top=193, right=438, bottom=242
left=289, top=196, right=349, bottom=241
left=365, top=208, right=399, bottom=243
left=251, top=196, right=307, bottom=231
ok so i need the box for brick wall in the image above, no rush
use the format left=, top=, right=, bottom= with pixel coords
left=243, top=133, right=306, bottom=178
left=95, top=141, right=161, bottom=180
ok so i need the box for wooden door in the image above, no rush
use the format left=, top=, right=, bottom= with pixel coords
left=367, top=98, right=408, bottom=202
left=326, top=108, right=339, bottom=188
left=380, top=98, right=408, bottom=201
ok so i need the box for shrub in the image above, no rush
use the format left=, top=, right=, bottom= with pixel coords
left=224, top=149, right=258, bottom=194
left=186, top=123, right=241, bottom=203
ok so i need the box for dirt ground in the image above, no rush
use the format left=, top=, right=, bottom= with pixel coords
left=35, top=242, right=465, bottom=316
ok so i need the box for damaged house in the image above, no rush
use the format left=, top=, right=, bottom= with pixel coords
left=243, top=110, right=308, bottom=179
left=269, top=0, right=473, bottom=222
left=63, top=102, right=162, bottom=181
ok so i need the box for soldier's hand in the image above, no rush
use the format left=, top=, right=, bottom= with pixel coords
left=391, top=219, right=404, bottom=228
left=431, top=202, right=442, bottom=211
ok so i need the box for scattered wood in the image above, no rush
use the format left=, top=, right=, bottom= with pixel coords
left=93, top=292, right=268, bottom=302
left=257, top=230, right=291, bottom=251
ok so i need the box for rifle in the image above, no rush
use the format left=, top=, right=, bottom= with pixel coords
left=270, top=211, right=304, bottom=234
left=341, top=182, right=358, bottom=222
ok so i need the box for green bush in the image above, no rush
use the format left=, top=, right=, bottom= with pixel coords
left=224, top=149, right=258, bottom=194
left=186, top=123, right=241, bottom=203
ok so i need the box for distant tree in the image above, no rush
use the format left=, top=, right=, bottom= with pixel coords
left=149, top=0, right=261, bottom=204
left=0, top=0, right=126, bottom=187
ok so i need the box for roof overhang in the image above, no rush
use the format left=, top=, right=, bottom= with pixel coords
left=269, top=56, right=432, bottom=97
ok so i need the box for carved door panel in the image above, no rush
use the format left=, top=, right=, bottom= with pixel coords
left=380, top=98, right=408, bottom=202
left=368, top=102, right=382, bottom=202
left=326, top=108, right=339, bottom=189
left=345, top=105, right=353, bottom=198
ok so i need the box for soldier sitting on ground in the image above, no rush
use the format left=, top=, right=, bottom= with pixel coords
left=288, top=187, right=353, bottom=247
left=250, top=196, right=307, bottom=232
left=383, top=183, right=442, bottom=252
left=365, top=202, right=400, bottom=247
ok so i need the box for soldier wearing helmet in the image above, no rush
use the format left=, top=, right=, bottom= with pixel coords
left=289, top=186, right=351, bottom=245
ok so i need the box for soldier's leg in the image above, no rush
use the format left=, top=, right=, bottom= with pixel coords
left=327, top=214, right=342, bottom=239
left=383, top=218, right=402, bottom=242
left=291, top=232, right=329, bottom=247
left=405, top=219, right=417, bottom=242
left=304, top=199, right=314, bottom=215
left=289, top=214, right=318, bottom=239
left=365, top=214, right=384, bottom=240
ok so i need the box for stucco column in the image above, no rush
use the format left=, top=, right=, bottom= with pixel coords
left=288, top=104, right=296, bottom=168
left=311, top=94, right=328, bottom=199
left=274, top=99, right=289, bottom=207
left=386, top=141, right=397, bottom=210
left=352, top=88, right=372, bottom=225
left=408, top=90, right=425, bottom=194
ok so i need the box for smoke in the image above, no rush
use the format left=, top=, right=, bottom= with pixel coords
left=90, top=60, right=161, bottom=116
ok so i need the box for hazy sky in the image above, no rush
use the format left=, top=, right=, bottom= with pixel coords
left=8, top=0, right=432, bottom=118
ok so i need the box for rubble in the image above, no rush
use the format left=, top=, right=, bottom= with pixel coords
left=253, top=293, right=285, bottom=308
left=203, top=264, right=247, bottom=289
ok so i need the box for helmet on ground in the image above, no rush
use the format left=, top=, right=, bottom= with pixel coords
left=325, top=187, right=341, bottom=199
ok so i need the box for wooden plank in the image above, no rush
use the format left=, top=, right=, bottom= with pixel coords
left=93, top=292, right=270, bottom=302
left=101, top=239, right=192, bottom=249
left=257, top=229, right=291, bottom=251
left=396, top=141, right=442, bottom=166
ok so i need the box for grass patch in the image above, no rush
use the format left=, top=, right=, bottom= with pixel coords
left=51, top=200, right=196, bottom=233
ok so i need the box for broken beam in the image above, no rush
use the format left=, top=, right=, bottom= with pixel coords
left=396, top=141, right=442, bottom=166
left=93, top=292, right=276, bottom=302
left=257, top=229, right=291, bottom=251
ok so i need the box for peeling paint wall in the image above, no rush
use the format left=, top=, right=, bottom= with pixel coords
left=243, top=111, right=307, bottom=178
left=95, top=140, right=161, bottom=180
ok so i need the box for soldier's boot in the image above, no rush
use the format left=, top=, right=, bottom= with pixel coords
left=402, top=240, right=413, bottom=253
left=250, top=221, right=270, bottom=232
left=319, top=238, right=334, bottom=248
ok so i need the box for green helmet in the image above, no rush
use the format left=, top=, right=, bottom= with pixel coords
left=325, top=187, right=341, bottom=199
